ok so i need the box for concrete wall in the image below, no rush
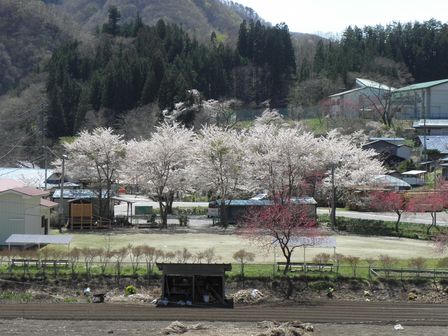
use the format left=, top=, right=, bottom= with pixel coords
left=395, top=83, right=448, bottom=120
left=428, top=83, right=448, bottom=118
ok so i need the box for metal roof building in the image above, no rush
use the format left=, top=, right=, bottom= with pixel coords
left=417, top=136, right=448, bottom=154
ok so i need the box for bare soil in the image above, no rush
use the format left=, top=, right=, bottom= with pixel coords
left=0, top=319, right=447, bottom=336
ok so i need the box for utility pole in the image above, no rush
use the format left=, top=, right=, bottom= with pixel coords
left=330, top=163, right=336, bottom=230
left=40, top=103, right=48, bottom=190
left=43, top=146, right=67, bottom=229
left=59, top=154, right=68, bottom=231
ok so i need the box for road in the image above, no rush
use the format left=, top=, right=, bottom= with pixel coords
left=1, top=301, right=448, bottom=326
left=115, top=195, right=448, bottom=226
left=317, top=208, right=448, bottom=226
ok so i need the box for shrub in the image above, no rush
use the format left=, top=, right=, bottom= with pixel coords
left=378, top=254, right=398, bottom=277
left=313, top=253, right=331, bottom=264
left=437, top=257, right=448, bottom=268
left=125, top=285, right=137, bottom=296
left=408, top=257, right=426, bottom=271
left=344, top=255, right=360, bottom=277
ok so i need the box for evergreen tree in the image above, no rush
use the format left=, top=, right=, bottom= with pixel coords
left=103, top=6, right=121, bottom=36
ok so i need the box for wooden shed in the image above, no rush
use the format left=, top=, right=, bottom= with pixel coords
left=156, top=263, right=233, bottom=308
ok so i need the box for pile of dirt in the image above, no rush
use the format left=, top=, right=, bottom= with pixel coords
left=256, top=320, right=314, bottom=336
left=162, top=321, right=208, bottom=334
left=232, top=288, right=266, bottom=304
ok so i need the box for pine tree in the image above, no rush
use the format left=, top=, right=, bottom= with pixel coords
left=103, top=6, right=121, bottom=36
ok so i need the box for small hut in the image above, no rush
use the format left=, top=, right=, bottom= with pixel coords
left=156, top=263, right=233, bottom=308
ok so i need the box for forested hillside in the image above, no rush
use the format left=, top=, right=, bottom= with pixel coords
left=0, top=0, right=77, bottom=95
left=45, top=15, right=296, bottom=139
left=47, top=0, right=263, bottom=44
left=1, top=0, right=448, bottom=168
left=290, top=19, right=448, bottom=109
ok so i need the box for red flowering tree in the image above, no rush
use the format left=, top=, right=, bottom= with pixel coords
left=406, top=192, right=448, bottom=235
left=239, top=199, right=318, bottom=275
left=370, top=191, right=406, bottom=235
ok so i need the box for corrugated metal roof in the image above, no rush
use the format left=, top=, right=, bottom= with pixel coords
left=0, top=179, right=49, bottom=197
left=418, top=135, right=448, bottom=154
left=40, top=199, right=59, bottom=208
left=356, top=78, right=395, bottom=91
left=413, top=119, right=448, bottom=128
left=5, top=234, right=73, bottom=245
left=52, top=189, right=103, bottom=199
left=369, top=137, right=405, bottom=143
left=401, top=170, right=427, bottom=175
left=329, top=87, right=364, bottom=98
left=11, top=187, right=48, bottom=197
left=209, top=197, right=317, bottom=206
left=372, top=175, right=411, bottom=188
left=0, top=178, right=25, bottom=192
left=0, top=168, right=54, bottom=188
left=394, top=79, right=448, bottom=93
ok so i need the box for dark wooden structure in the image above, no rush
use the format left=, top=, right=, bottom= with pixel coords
left=156, top=263, right=233, bottom=308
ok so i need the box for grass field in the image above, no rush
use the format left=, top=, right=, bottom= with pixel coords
left=55, top=230, right=438, bottom=263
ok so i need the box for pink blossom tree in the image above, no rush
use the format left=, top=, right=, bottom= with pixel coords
left=407, top=191, right=448, bottom=235
left=370, top=191, right=406, bottom=234
left=240, top=198, right=317, bottom=275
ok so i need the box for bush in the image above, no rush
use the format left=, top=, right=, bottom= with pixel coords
left=334, top=217, right=396, bottom=236
left=318, top=215, right=448, bottom=240
left=125, top=285, right=137, bottom=296
left=174, top=207, right=208, bottom=216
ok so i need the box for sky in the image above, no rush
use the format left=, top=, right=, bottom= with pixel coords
left=232, top=0, right=448, bottom=36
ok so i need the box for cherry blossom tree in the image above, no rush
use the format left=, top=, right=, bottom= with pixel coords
left=192, top=125, right=248, bottom=226
left=319, top=130, right=384, bottom=228
left=370, top=191, right=406, bottom=234
left=126, top=122, right=195, bottom=228
left=64, top=127, right=126, bottom=218
left=240, top=199, right=317, bottom=275
left=245, top=123, right=322, bottom=202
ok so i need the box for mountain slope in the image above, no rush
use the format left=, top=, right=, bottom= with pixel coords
left=0, top=0, right=80, bottom=95
left=51, top=0, right=264, bottom=43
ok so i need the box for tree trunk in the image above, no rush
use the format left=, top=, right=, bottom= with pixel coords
left=220, top=200, right=228, bottom=228
left=166, top=192, right=174, bottom=215
left=427, top=212, right=436, bottom=235
left=159, top=201, right=168, bottom=228
left=283, top=254, right=291, bottom=276
left=395, top=212, right=402, bottom=235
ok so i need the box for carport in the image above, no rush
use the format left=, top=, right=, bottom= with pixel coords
left=5, top=234, right=73, bottom=250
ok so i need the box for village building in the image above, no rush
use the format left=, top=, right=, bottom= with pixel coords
left=0, top=179, right=58, bottom=245
left=208, top=197, right=317, bottom=224
left=362, top=138, right=411, bottom=167
left=328, top=78, right=395, bottom=118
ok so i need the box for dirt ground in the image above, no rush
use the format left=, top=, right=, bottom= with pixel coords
left=0, top=319, right=446, bottom=336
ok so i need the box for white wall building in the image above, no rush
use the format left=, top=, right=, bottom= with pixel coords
left=0, top=179, right=58, bottom=245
